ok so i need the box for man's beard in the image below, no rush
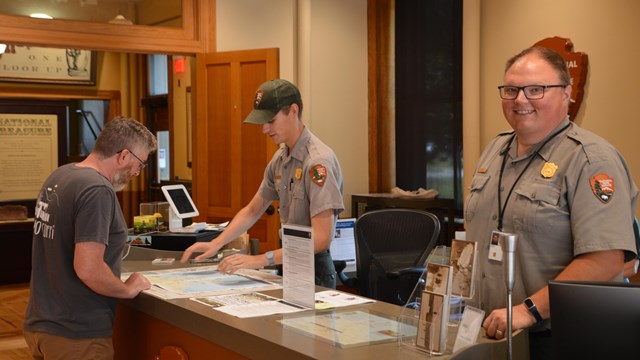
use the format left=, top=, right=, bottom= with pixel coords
left=112, top=168, right=132, bottom=192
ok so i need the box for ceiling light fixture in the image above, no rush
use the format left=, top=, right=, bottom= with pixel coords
left=30, top=13, right=53, bottom=19
left=108, top=14, right=133, bottom=25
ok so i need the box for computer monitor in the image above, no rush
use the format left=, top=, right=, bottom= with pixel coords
left=549, top=280, right=640, bottom=358
left=330, top=218, right=356, bottom=272
left=161, top=184, right=199, bottom=231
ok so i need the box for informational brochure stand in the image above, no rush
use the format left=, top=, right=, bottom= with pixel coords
left=281, top=223, right=316, bottom=309
left=397, top=242, right=479, bottom=357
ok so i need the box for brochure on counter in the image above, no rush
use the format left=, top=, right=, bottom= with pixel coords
left=191, top=292, right=307, bottom=318
left=314, top=290, right=374, bottom=309
left=281, top=223, right=316, bottom=309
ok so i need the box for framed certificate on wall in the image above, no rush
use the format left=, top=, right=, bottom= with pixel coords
left=0, top=45, right=96, bottom=85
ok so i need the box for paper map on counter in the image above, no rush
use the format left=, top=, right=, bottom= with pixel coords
left=123, top=266, right=281, bottom=299
left=277, top=310, right=415, bottom=348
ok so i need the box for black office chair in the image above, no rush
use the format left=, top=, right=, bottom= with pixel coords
left=337, top=208, right=441, bottom=306
left=625, top=216, right=640, bottom=281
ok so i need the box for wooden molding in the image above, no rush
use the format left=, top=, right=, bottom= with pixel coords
left=367, top=0, right=394, bottom=193
left=0, top=0, right=215, bottom=55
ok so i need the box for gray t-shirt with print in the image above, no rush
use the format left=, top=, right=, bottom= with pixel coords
left=24, top=163, right=127, bottom=339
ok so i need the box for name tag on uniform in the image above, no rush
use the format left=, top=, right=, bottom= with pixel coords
left=488, top=230, right=504, bottom=262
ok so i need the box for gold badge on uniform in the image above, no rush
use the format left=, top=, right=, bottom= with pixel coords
left=541, top=162, right=558, bottom=178
left=295, top=168, right=302, bottom=180
left=477, top=167, right=487, bottom=173
left=309, top=164, right=327, bottom=186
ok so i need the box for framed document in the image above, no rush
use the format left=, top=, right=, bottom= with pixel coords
left=0, top=45, right=96, bottom=85
left=0, top=113, right=58, bottom=201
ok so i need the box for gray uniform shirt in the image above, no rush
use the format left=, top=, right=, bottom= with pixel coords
left=465, top=118, right=638, bottom=330
left=258, top=127, right=344, bottom=286
left=259, top=126, right=344, bottom=225
left=24, top=164, right=126, bottom=338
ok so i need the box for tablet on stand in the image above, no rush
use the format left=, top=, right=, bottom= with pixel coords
left=161, top=184, right=199, bottom=232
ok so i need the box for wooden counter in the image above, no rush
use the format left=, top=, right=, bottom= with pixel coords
left=113, top=247, right=527, bottom=359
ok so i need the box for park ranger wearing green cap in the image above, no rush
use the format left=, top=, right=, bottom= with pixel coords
left=181, top=79, right=344, bottom=288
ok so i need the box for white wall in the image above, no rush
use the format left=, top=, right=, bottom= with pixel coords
left=216, top=0, right=298, bottom=89
left=216, top=0, right=369, bottom=217
left=304, top=0, right=369, bottom=218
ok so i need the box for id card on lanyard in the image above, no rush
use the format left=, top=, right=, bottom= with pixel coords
left=489, top=230, right=504, bottom=262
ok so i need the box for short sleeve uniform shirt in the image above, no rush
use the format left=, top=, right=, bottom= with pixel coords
left=259, top=127, right=344, bottom=225
left=465, top=118, right=638, bottom=330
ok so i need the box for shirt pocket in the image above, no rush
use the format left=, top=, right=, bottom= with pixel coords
left=288, top=182, right=307, bottom=219
left=513, top=179, right=568, bottom=235
left=465, top=174, right=491, bottom=222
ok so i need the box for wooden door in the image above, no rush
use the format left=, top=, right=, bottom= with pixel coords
left=193, top=48, right=280, bottom=252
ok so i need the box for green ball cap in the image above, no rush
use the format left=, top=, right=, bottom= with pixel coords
left=243, top=79, right=302, bottom=125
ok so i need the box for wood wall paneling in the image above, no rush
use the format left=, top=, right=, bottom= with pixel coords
left=367, top=0, right=394, bottom=193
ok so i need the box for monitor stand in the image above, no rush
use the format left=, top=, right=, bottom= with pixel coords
left=168, top=207, right=184, bottom=232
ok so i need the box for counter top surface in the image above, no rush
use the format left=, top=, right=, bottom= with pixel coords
left=120, top=246, right=524, bottom=360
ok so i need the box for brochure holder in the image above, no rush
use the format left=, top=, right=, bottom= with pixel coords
left=397, top=243, right=477, bottom=357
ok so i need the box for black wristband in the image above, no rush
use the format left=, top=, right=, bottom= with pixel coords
left=524, top=297, right=544, bottom=323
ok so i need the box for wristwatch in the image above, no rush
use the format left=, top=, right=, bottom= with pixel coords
left=264, top=251, right=275, bottom=267
left=524, top=297, right=544, bottom=323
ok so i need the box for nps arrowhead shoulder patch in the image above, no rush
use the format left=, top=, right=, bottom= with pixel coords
left=309, top=164, right=327, bottom=186
left=590, top=174, right=614, bottom=203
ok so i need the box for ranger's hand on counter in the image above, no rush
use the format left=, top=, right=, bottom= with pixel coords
left=482, top=303, right=536, bottom=340
left=218, top=254, right=267, bottom=274
left=180, top=241, right=222, bottom=263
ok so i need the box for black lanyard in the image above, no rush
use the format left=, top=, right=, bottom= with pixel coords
left=497, top=123, right=570, bottom=231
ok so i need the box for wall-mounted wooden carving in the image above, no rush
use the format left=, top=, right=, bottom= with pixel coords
left=534, top=37, right=588, bottom=120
